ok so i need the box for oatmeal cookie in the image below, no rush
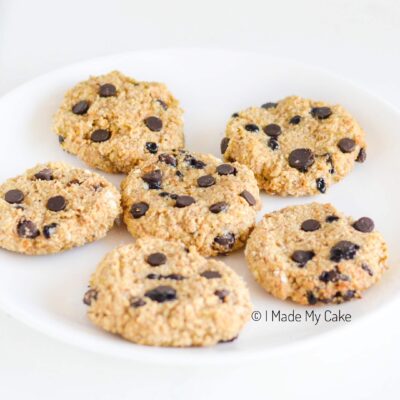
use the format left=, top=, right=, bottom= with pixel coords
left=245, top=203, right=388, bottom=305
left=53, top=71, right=184, bottom=173
left=121, top=150, right=261, bottom=256
left=0, top=162, right=121, bottom=254
left=222, top=96, right=366, bottom=196
left=84, top=237, right=252, bottom=347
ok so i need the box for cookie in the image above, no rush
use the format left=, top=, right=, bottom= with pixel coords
left=222, top=96, right=367, bottom=196
left=53, top=71, right=184, bottom=173
left=120, top=150, right=261, bottom=256
left=84, top=237, right=252, bottom=347
left=0, top=162, right=121, bottom=255
left=245, top=203, right=388, bottom=305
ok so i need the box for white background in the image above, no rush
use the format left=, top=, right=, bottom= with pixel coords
left=0, top=0, right=399, bottom=398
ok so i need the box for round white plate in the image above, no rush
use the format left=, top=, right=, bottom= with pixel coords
left=0, top=49, right=398, bottom=364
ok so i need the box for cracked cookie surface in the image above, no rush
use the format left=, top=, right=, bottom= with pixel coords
left=84, top=237, right=252, bottom=347
left=0, top=162, right=121, bottom=255
left=245, top=203, right=388, bottom=305
left=53, top=71, right=184, bottom=173
left=121, top=150, right=261, bottom=256
left=223, top=96, right=367, bottom=196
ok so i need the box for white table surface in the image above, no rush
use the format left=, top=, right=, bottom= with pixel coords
left=0, top=0, right=399, bottom=398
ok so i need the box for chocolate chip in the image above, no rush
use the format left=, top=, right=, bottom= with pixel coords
left=142, top=170, right=162, bottom=189
left=316, top=178, right=326, bottom=193
left=131, top=298, right=146, bottom=308
left=159, top=191, right=170, bottom=197
left=216, top=164, right=236, bottom=176
left=289, top=115, right=301, bottom=125
left=288, top=148, right=315, bottom=172
left=175, top=170, right=184, bottom=179
left=209, top=202, right=228, bottom=214
left=91, top=129, right=111, bottom=143
left=145, top=286, right=177, bottom=303
left=326, top=215, right=339, bottom=223
left=146, top=273, right=160, bottom=280
left=214, top=233, right=235, bottom=249
left=58, top=135, right=65, bottom=144
left=144, top=116, right=163, bottom=132
left=356, top=148, right=367, bottom=163
left=46, top=195, right=66, bottom=212
left=319, top=270, right=335, bottom=283
left=220, top=137, right=230, bottom=154
left=5, top=189, right=24, bottom=204
left=263, top=124, right=281, bottom=137
left=170, top=194, right=178, bottom=200
left=130, top=202, right=149, bottom=218
left=158, top=153, right=177, bottom=167
left=175, top=195, right=195, bottom=208
left=245, top=124, right=259, bottom=132
left=164, top=274, right=185, bottom=281
left=17, top=220, right=40, bottom=238
left=261, top=102, right=277, bottom=109
left=330, top=241, right=360, bottom=262
left=99, top=83, right=116, bottom=97
left=268, top=138, right=279, bottom=150
left=149, top=273, right=181, bottom=280
left=342, top=290, right=356, bottom=301
left=291, top=250, right=315, bottom=267
left=156, top=99, right=168, bottom=110
left=352, top=217, right=374, bottom=233
left=43, top=223, right=57, bottom=239
left=311, top=107, right=332, bottom=120
left=83, top=289, right=98, bottom=305
left=231, top=112, right=239, bottom=118
left=147, top=252, right=167, bottom=266
left=338, top=138, right=356, bottom=153
left=219, top=336, right=238, bottom=343
left=325, top=153, right=335, bottom=174
left=184, top=154, right=206, bottom=169
left=306, top=291, right=318, bottom=305
left=301, top=219, right=321, bottom=232
left=145, top=142, right=159, bottom=154
left=68, top=179, right=81, bottom=186
left=239, top=190, right=256, bottom=206
left=200, top=270, right=222, bottom=279
left=72, top=100, right=90, bottom=115
left=361, top=263, right=374, bottom=276
left=92, top=183, right=104, bottom=192
left=319, top=267, right=349, bottom=283
left=197, top=174, right=216, bottom=188
left=214, top=289, right=230, bottom=301
left=34, top=168, right=53, bottom=181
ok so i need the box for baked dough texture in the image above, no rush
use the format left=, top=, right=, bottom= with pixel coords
left=53, top=71, right=184, bottom=173
left=223, top=96, right=367, bottom=196
left=245, top=203, right=388, bottom=305
left=85, top=237, right=252, bottom=347
left=0, top=162, right=121, bottom=255
left=121, top=150, right=261, bottom=256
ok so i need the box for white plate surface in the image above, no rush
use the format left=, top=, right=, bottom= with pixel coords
left=0, top=49, right=398, bottom=364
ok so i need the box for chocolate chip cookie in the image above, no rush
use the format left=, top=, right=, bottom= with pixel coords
left=245, top=203, right=388, bottom=305
left=222, top=96, right=367, bottom=196
left=53, top=71, right=184, bottom=173
left=0, top=162, right=121, bottom=255
left=121, top=150, right=261, bottom=256
left=84, top=237, right=252, bottom=347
